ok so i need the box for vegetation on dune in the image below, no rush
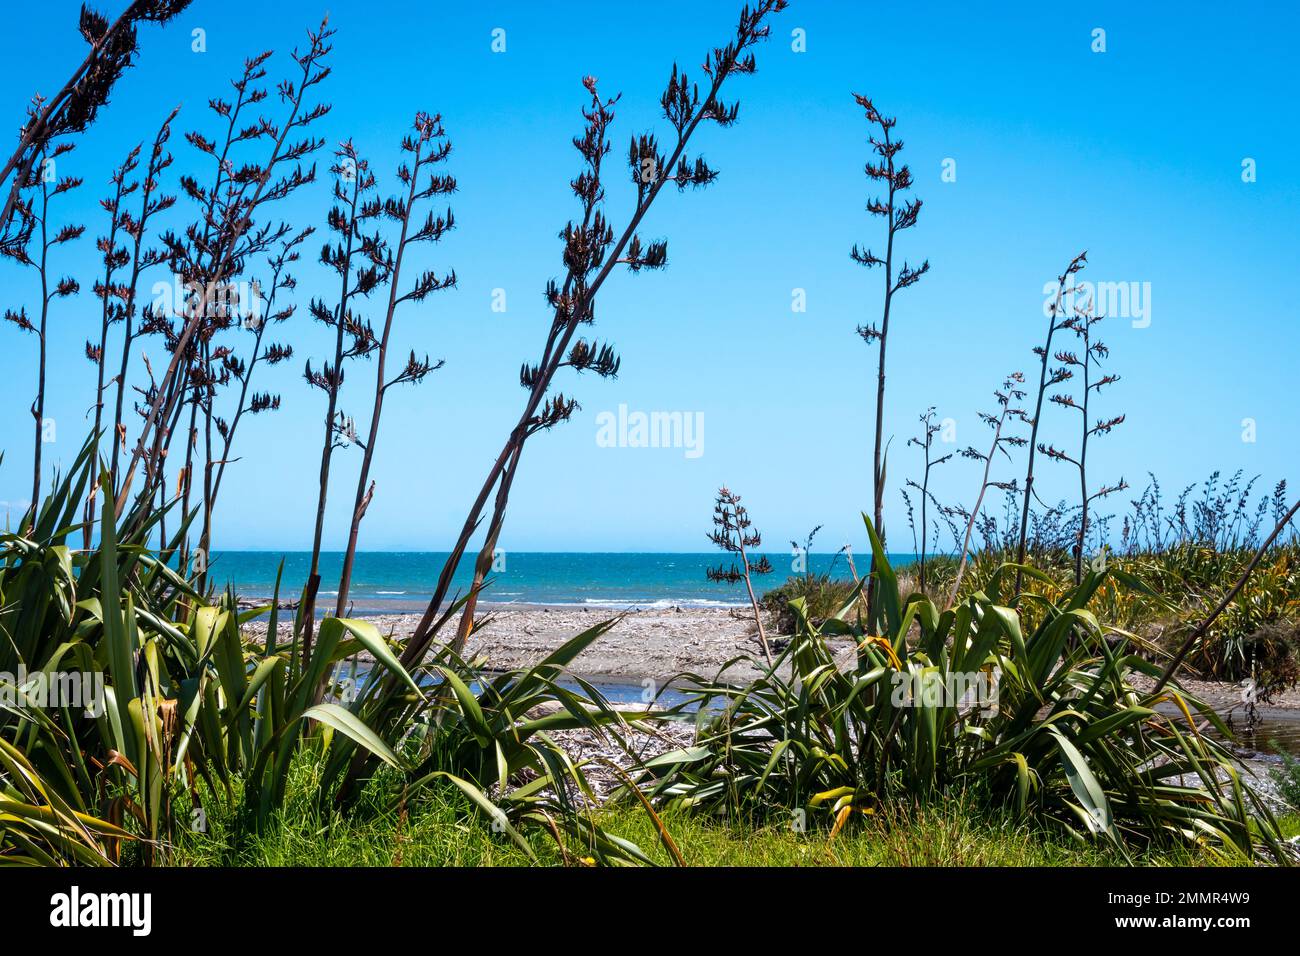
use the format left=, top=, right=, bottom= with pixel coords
left=644, top=520, right=1291, bottom=864
left=762, top=538, right=1300, bottom=693
left=763, top=572, right=860, bottom=634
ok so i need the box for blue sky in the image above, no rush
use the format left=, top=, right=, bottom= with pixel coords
left=1, top=0, right=1296, bottom=553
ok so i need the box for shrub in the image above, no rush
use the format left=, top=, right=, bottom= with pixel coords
left=635, top=517, right=1291, bottom=863
left=761, top=573, right=859, bottom=634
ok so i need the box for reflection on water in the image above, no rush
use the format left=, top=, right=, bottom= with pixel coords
left=1221, top=716, right=1300, bottom=758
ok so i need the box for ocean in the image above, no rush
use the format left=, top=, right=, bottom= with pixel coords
left=208, top=550, right=919, bottom=613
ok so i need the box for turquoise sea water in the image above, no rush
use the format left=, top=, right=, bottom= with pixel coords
left=210, top=551, right=919, bottom=613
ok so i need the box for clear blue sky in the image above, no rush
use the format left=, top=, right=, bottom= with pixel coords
left=1, top=0, right=1296, bottom=553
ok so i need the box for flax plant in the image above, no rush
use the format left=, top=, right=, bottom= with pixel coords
left=88, top=146, right=135, bottom=452
left=300, top=142, right=387, bottom=654
left=117, top=20, right=333, bottom=527
left=394, top=1, right=789, bottom=671
left=89, top=110, right=179, bottom=490
left=183, top=61, right=333, bottom=579
left=335, top=113, right=457, bottom=616
left=850, top=95, right=929, bottom=634
left=0, top=1, right=192, bottom=255
left=706, top=487, right=775, bottom=665
left=209, top=227, right=311, bottom=506
left=949, top=373, right=1027, bottom=606
left=306, top=2, right=792, bottom=812
left=1038, top=301, right=1127, bottom=583
left=1013, top=251, right=1087, bottom=595
left=905, top=407, right=953, bottom=594
left=2, top=144, right=85, bottom=515
left=638, top=521, right=1290, bottom=864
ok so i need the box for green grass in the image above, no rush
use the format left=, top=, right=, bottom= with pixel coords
left=167, top=753, right=542, bottom=867
left=600, top=803, right=1231, bottom=867
left=169, top=801, right=1233, bottom=868
left=165, top=754, right=1247, bottom=867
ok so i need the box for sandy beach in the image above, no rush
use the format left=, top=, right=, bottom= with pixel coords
left=246, top=604, right=860, bottom=684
